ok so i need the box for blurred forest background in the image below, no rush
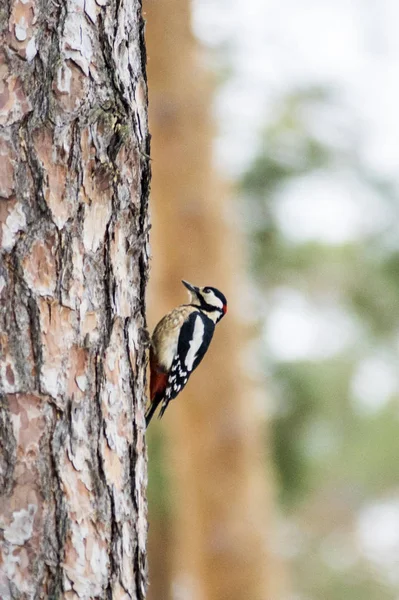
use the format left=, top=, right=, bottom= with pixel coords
left=144, top=1, right=399, bottom=599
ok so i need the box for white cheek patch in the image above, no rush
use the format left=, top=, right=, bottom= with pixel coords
left=185, top=315, right=205, bottom=370
left=207, top=292, right=223, bottom=309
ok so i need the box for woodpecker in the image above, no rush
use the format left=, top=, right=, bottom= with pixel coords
left=146, top=280, right=227, bottom=426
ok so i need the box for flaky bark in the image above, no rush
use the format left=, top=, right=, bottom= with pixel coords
left=0, top=2, right=150, bottom=599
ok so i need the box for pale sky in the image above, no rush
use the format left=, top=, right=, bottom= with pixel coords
left=194, top=0, right=399, bottom=181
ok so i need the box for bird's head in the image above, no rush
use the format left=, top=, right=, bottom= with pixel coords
left=182, top=280, right=227, bottom=323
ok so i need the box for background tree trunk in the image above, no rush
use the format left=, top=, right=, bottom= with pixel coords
left=145, top=1, right=286, bottom=599
left=0, top=2, right=150, bottom=599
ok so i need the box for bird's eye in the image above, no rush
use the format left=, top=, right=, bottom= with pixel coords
left=203, top=287, right=211, bottom=294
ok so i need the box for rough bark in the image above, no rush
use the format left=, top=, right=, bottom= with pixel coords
left=0, top=1, right=150, bottom=599
left=145, top=1, right=286, bottom=599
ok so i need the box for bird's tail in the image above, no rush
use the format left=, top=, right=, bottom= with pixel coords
left=158, top=399, right=170, bottom=420
left=145, top=395, right=170, bottom=427
left=145, top=401, right=159, bottom=428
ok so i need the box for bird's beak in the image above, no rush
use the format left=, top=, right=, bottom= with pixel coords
left=182, top=280, right=200, bottom=296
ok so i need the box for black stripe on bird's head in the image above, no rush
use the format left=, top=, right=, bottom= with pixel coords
left=182, top=280, right=227, bottom=322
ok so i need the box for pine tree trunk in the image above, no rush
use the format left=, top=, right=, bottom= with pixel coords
left=0, top=2, right=150, bottom=599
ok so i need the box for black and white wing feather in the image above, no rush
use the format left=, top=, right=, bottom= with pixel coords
left=159, top=311, right=214, bottom=418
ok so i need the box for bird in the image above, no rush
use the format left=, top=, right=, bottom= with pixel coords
left=145, top=280, right=227, bottom=426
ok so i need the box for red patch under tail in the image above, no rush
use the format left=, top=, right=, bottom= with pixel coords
left=146, top=357, right=168, bottom=427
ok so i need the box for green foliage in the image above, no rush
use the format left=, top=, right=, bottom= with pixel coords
left=147, top=424, right=171, bottom=517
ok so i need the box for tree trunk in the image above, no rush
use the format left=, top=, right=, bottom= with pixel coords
left=0, top=2, right=150, bottom=599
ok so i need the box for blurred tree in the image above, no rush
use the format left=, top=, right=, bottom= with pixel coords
left=144, top=0, right=285, bottom=599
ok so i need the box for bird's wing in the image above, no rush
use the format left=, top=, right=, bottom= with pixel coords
left=159, top=311, right=215, bottom=417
